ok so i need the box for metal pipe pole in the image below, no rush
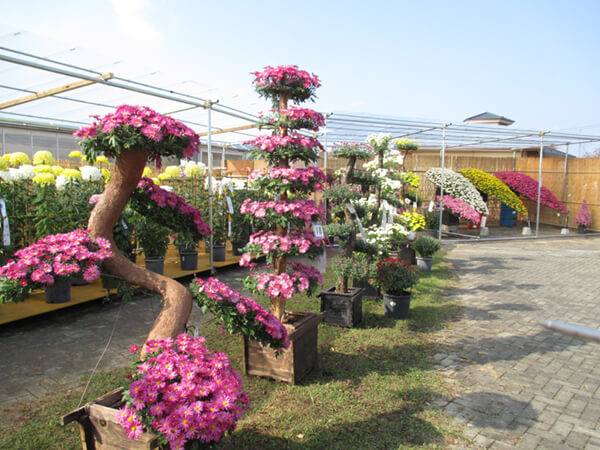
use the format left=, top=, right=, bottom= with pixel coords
left=438, top=124, right=448, bottom=240
left=540, top=320, right=600, bottom=343
left=207, top=102, right=215, bottom=274
left=535, top=132, right=545, bottom=237
left=560, top=143, right=570, bottom=227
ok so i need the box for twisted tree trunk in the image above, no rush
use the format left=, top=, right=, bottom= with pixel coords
left=87, top=149, right=192, bottom=356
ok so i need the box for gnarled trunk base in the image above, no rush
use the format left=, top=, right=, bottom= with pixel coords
left=87, top=149, right=192, bottom=357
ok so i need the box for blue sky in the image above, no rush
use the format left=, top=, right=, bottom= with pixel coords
left=2, top=0, right=600, bottom=141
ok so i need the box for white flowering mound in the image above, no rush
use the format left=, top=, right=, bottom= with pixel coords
left=425, top=168, right=488, bottom=215
left=80, top=165, right=103, bottom=181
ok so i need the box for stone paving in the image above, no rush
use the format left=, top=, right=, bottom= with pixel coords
left=437, top=237, right=600, bottom=449
left=0, top=268, right=247, bottom=406
left=2, top=236, right=600, bottom=450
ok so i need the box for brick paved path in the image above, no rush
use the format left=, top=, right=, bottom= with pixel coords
left=2, top=238, right=600, bottom=450
left=437, top=237, right=600, bottom=449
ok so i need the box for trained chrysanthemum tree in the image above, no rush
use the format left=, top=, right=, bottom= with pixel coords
left=241, top=65, right=325, bottom=321
left=323, top=142, right=377, bottom=293
left=361, top=134, right=426, bottom=251
left=74, top=105, right=209, bottom=350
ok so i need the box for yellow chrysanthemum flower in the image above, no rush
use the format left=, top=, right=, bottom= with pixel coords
left=2, top=154, right=10, bottom=165
left=62, top=168, right=82, bottom=180
left=142, top=167, right=153, bottom=178
left=101, top=168, right=110, bottom=179
left=151, top=178, right=160, bottom=185
left=402, top=171, right=420, bottom=188
left=32, top=172, right=55, bottom=186
left=460, top=168, right=528, bottom=216
left=0, top=158, right=7, bottom=171
left=33, top=164, right=53, bottom=173
left=9, top=152, right=31, bottom=167
left=157, top=172, right=172, bottom=181
left=51, top=165, right=64, bottom=176
left=32, top=150, right=54, bottom=166
left=183, top=164, right=203, bottom=178
left=161, top=165, right=181, bottom=179
left=401, top=211, right=426, bottom=231
left=68, top=150, right=83, bottom=159
left=95, top=155, right=109, bottom=164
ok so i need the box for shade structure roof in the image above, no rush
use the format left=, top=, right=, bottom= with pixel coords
left=1, top=30, right=600, bottom=155
left=323, top=113, right=600, bottom=154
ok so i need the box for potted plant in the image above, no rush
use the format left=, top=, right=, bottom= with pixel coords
left=130, top=177, right=212, bottom=272
left=173, top=231, right=199, bottom=270
left=239, top=65, right=326, bottom=383
left=575, top=199, right=591, bottom=234
left=320, top=142, right=376, bottom=326
left=371, top=257, right=419, bottom=319
left=423, top=209, right=440, bottom=237
left=210, top=199, right=228, bottom=261
left=230, top=188, right=254, bottom=256
left=412, top=236, right=441, bottom=272
left=0, top=229, right=112, bottom=304
left=135, top=215, right=170, bottom=275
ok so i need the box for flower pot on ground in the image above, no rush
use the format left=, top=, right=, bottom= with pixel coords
left=372, top=257, right=418, bottom=319
left=100, top=273, right=120, bottom=291
left=45, top=279, right=71, bottom=303
left=212, top=244, right=226, bottom=261
left=0, top=229, right=112, bottom=305
left=318, top=285, right=363, bottom=328
left=144, top=257, right=165, bottom=275
left=179, top=250, right=198, bottom=270
left=353, top=277, right=379, bottom=299
left=383, top=291, right=412, bottom=319
left=391, top=242, right=416, bottom=265
left=135, top=216, right=170, bottom=275
left=231, top=240, right=247, bottom=256
left=575, top=199, right=591, bottom=233
left=243, top=311, right=324, bottom=384
left=173, top=232, right=199, bottom=271
left=412, top=235, right=441, bottom=273
left=62, top=334, right=250, bottom=449
left=318, top=253, right=374, bottom=327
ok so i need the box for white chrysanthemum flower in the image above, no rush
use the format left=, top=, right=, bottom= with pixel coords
left=80, top=165, right=103, bottom=181
left=16, top=164, right=35, bottom=180
left=55, top=174, right=71, bottom=190
left=425, top=168, right=488, bottom=215
left=0, top=170, right=14, bottom=182
left=159, top=185, right=173, bottom=192
left=231, top=179, right=247, bottom=190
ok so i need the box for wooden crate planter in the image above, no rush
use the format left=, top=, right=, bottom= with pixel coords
left=243, top=311, right=324, bottom=384
left=318, top=286, right=363, bottom=328
left=61, top=388, right=163, bottom=449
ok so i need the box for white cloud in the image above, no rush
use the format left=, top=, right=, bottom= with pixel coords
left=108, top=0, right=163, bottom=42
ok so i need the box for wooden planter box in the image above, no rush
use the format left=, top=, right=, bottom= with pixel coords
left=61, top=388, right=163, bottom=449
left=353, top=278, right=380, bottom=299
left=243, top=311, right=324, bottom=384
left=318, top=286, right=363, bottom=328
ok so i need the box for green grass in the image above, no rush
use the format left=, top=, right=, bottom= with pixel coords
left=0, top=252, right=469, bottom=449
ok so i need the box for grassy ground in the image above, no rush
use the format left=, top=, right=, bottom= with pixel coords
left=0, top=253, right=469, bottom=449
